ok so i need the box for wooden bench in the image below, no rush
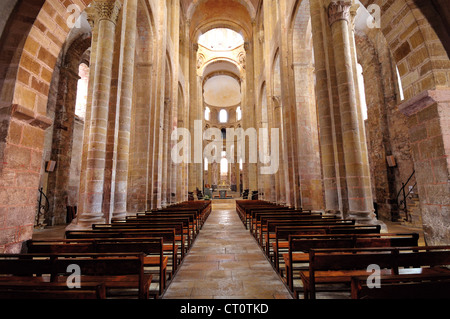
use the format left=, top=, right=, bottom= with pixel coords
left=235, top=200, right=289, bottom=229
left=250, top=211, right=319, bottom=238
left=155, top=200, right=212, bottom=226
left=350, top=272, right=450, bottom=299
left=257, top=215, right=341, bottom=243
left=0, top=252, right=152, bottom=299
left=249, top=209, right=310, bottom=234
left=300, top=246, right=450, bottom=299
left=26, top=238, right=168, bottom=297
left=270, top=224, right=381, bottom=271
left=132, top=213, right=198, bottom=239
left=119, top=216, right=193, bottom=249
left=141, top=211, right=200, bottom=233
left=85, top=223, right=187, bottom=257
left=262, top=218, right=354, bottom=252
left=64, top=228, right=182, bottom=276
left=283, top=233, right=420, bottom=297
left=0, top=281, right=107, bottom=299
left=151, top=202, right=211, bottom=227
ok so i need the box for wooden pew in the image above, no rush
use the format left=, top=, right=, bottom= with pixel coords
left=283, top=233, right=420, bottom=297
left=130, top=213, right=198, bottom=240
left=235, top=200, right=288, bottom=229
left=0, top=252, right=152, bottom=299
left=151, top=200, right=212, bottom=226
left=64, top=228, right=182, bottom=275
left=249, top=209, right=309, bottom=230
left=140, top=211, right=200, bottom=234
left=270, top=224, right=381, bottom=271
left=26, top=238, right=168, bottom=297
left=0, top=282, right=107, bottom=299
left=155, top=200, right=212, bottom=225
left=121, top=215, right=194, bottom=246
left=350, top=273, right=450, bottom=299
left=300, top=245, right=450, bottom=299
left=250, top=210, right=317, bottom=238
left=265, top=221, right=375, bottom=257
left=261, top=218, right=352, bottom=251
left=115, top=221, right=191, bottom=253
left=85, top=223, right=187, bottom=257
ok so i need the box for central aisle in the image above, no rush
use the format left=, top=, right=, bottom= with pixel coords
left=162, top=200, right=293, bottom=299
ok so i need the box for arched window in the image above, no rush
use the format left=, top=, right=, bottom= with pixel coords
left=239, top=158, right=243, bottom=171
left=236, top=106, right=242, bottom=121
left=220, top=157, right=228, bottom=175
left=204, top=157, right=208, bottom=171
left=356, top=63, right=368, bottom=121
left=204, top=107, right=210, bottom=121
left=395, top=65, right=405, bottom=101
left=219, top=109, right=228, bottom=123
left=198, top=28, right=244, bottom=50
left=221, top=128, right=226, bottom=140
left=75, top=63, right=89, bottom=119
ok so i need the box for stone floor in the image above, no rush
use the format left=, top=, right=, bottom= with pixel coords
left=161, top=200, right=293, bottom=299
left=31, top=199, right=426, bottom=299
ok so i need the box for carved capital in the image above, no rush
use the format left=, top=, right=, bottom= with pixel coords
left=327, top=1, right=351, bottom=26
left=398, top=89, right=450, bottom=117
left=84, top=6, right=97, bottom=29
left=92, top=0, right=122, bottom=24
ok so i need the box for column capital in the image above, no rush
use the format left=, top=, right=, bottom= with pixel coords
left=85, top=6, right=97, bottom=29
left=92, top=0, right=122, bottom=24
left=327, top=1, right=352, bottom=26
left=398, top=88, right=450, bottom=117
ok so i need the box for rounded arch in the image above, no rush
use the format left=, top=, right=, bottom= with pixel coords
left=189, top=0, right=253, bottom=43
left=289, top=0, right=313, bottom=54
left=186, top=0, right=256, bottom=21
left=193, top=21, right=249, bottom=43
left=165, top=52, right=173, bottom=97
left=271, top=48, right=282, bottom=100
left=199, top=57, right=245, bottom=79
left=202, top=63, right=242, bottom=85
left=177, top=81, right=186, bottom=125
left=258, top=81, right=269, bottom=125
left=356, top=0, right=450, bottom=100
left=136, top=0, right=156, bottom=64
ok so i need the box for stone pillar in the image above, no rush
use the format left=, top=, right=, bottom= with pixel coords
left=399, top=89, right=450, bottom=245
left=310, top=0, right=340, bottom=213
left=328, top=1, right=374, bottom=222
left=189, top=43, right=202, bottom=193
left=75, top=7, right=98, bottom=228
left=243, top=42, right=258, bottom=195
left=47, top=66, right=80, bottom=225
left=75, top=0, right=122, bottom=228
left=111, top=0, right=137, bottom=220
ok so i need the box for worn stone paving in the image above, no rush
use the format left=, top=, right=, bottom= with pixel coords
left=162, top=201, right=293, bottom=299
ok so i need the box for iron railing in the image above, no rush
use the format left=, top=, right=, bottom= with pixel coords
left=395, top=170, right=417, bottom=222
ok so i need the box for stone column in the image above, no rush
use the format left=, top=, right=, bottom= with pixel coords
left=76, top=0, right=122, bottom=228
left=111, top=0, right=137, bottom=220
left=328, top=1, right=374, bottom=222
left=47, top=66, right=80, bottom=225
left=74, top=7, right=98, bottom=228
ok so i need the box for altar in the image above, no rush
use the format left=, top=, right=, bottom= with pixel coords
left=217, top=179, right=231, bottom=191
left=216, top=179, right=231, bottom=199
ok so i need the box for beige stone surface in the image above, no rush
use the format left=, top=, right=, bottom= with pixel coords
left=162, top=201, right=292, bottom=299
